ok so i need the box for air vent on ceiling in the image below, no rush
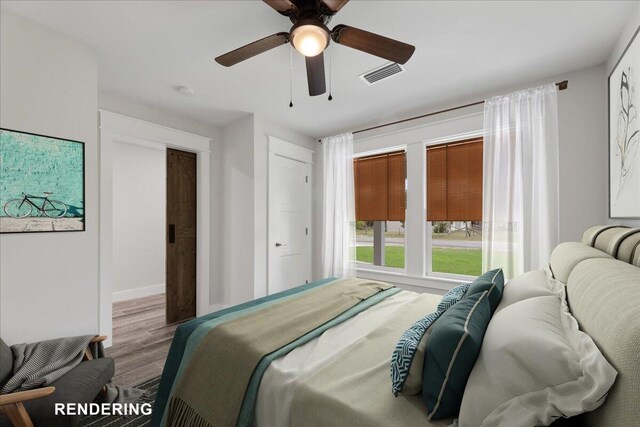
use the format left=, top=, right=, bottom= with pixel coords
left=359, top=62, right=406, bottom=86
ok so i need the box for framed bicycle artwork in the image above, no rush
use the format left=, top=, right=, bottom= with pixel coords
left=609, top=25, right=640, bottom=219
left=0, top=128, right=85, bottom=233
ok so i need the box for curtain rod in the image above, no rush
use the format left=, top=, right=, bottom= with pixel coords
left=353, top=80, right=568, bottom=135
left=318, top=80, right=568, bottom=141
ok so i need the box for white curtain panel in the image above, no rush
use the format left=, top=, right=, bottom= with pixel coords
left=482, top=84, right=560, bottom=279
left=321, top=132, right=356, bottom=278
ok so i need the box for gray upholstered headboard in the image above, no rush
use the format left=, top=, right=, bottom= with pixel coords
left=548, top=226, right=640, bottom=427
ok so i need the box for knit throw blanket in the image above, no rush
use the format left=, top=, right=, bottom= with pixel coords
left=1, top=335, right=95, bottom=393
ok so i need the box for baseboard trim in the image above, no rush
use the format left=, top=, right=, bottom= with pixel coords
left=113, top=283, right=165, bottom=302
left=208, top=303, right=225, bottom=313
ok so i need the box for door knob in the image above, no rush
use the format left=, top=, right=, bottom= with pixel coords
left=275, top=242, right=287, bottom=247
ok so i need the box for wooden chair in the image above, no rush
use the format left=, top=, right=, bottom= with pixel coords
left=0, top=336, right=108, bottom=427
left=0, top=387, right=56, bottom=427
left=82, top=335, right=107, bottom=362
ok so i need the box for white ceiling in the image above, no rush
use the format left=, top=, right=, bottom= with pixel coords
left=1, top=1, right=636, bottom=138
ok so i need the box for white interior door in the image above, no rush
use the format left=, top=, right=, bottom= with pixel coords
left=268, top=143, right=312, bottom=294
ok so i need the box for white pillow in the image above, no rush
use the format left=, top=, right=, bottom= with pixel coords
left=457, top=283, right=617, bottom=427
left=494, top=268, right=560, bottom=314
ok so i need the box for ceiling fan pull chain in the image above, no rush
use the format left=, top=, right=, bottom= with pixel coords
left=289, top=45, right=294, bottom=108
left=328, top=44, right=333, bottom=101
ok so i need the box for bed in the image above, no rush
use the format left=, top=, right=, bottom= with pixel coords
left=152, top=225, right=640, bottom=427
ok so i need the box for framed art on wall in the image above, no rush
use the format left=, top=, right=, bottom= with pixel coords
left=609, top=25, right=640, bottom=219
left=0, top=128, right=85, bottom=233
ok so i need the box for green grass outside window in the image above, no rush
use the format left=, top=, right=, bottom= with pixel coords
left=355, top=246, right=482, bottom=276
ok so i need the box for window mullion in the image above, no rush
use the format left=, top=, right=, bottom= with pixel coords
left=373, top=220, right=385, bottom=266
left=405, top=143, right=426, bottom=276
left=425, top=221, right=433, bottom=274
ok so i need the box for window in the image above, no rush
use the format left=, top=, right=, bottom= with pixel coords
left=354, top=151, right=406, bottom=269
left=352, top=137, right=483, bottom=280
left=426, top=138, right=483, bottom=276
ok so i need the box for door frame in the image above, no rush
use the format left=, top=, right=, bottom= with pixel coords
left=267, top=136, right=313, bottom=295
left=99, top=110, right=211, bottom=347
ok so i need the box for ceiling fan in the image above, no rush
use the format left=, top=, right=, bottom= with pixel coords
left=215, top=0, right=415, bottom=97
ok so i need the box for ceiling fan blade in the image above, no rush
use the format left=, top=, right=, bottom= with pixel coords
left=263, top=0, right=296, bottom=14
left=215, top=32, right=290, bottom=67
left=306, top=53, right=326, bottom=96
left=331, top=24, right=415, bottom=64
left=321, top=0, right=350, bottom=12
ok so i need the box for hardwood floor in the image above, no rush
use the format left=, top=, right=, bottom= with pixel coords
left=107, top=293, right=180, bottom=387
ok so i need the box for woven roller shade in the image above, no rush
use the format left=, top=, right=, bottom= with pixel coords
left=387, top=152, right=406, bottom=221
left=426, top=145, right=447, bottom=221
left=354, top=151, right=406, bottom=221
left=426, top=138, right=483, bottom=221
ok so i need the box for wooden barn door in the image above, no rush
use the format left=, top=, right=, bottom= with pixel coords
left=166, top=148, right=197, bottom=323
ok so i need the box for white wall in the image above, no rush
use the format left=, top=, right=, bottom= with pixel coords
left=606, top=6, right=640, bottom=228
left=605, top=3, right=640, bottom=74
left=218, top=114, right=255, bottom=306
left=209, top=134, right=224, bottom=308
left=555, top=65, right=608, bottom=241
left=0, top=11, right=99, bottom=345
left=112, top=142, right=166, bottom=300
left=99, top=92, right=222, bottom=143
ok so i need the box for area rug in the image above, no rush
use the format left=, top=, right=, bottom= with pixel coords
left=79, top=376, right=159, bottom=427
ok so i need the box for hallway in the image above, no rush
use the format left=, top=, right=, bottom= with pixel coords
left=107, top=294, right=178, bottom=387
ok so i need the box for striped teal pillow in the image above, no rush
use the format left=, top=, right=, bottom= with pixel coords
left=422, top=291, right=492, bottom=420
left=466, top=268, right=504, bottom=313
left=390, top=283, right=470, bottom=396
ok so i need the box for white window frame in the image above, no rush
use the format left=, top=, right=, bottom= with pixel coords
left=353, top=110, right=484, bottom=292
left=424, top=131, right=483, bottom=282
left=353, top=147, right=408, bottom=273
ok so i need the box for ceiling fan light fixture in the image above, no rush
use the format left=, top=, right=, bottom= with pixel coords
left=216, top=1, right=416, bottom=98
left=291, top=22, right=329, bottom=57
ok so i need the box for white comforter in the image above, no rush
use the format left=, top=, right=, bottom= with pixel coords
left=254, top=290, right=453, bottom=427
